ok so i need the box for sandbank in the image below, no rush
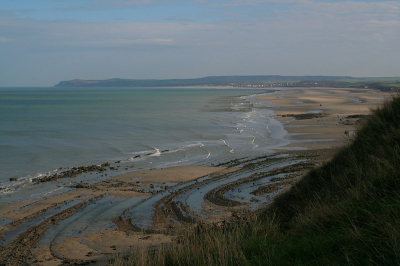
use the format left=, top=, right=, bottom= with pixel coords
left=0, top=165, right=234, bottom=265
left=110, top=165, right=232, bottom=184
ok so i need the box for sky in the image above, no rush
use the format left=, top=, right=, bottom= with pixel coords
left=0, top=0, right=399, bottom=87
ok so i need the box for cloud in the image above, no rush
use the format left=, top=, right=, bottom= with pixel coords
left=0, top=37, right=14, bottom=43
left=0, top=1, right=400, bottom=86
left=54, top=0, right=179, bottom=10
left=54, top=37, right=176, bottom=48
left=2, top=1, right=399, bottom=51
left=0, top=11, right=211, bottom=48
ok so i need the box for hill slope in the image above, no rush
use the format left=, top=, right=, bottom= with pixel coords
left=54, top=75, right=353, bottom=87
left=54, top=76, right=400, bottom=91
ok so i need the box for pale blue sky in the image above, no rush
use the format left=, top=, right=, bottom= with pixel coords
left=0, top=0, right=399, bottom=86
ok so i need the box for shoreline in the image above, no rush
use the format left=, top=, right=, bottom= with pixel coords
left=0, top=87, right=392, bottom=265
left=257, top=87, right=389, bottom=150
left=0, top=86, right=274, bottom=190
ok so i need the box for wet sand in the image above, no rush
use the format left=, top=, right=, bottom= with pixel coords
left=0, top=87, right=392, bottom=265
left=0, top=165, right=229, bottom=265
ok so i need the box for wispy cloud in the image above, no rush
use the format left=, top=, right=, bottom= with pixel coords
left=0, top=37, right=14, bottom=43
left=54, top=0, right=180, bottom=10
left=0, top=0, right=399, bottom=86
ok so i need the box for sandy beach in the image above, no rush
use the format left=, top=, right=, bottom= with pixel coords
left=0, top=87, right=392, bottom=265
left=257, top=87, right=389, bottom=149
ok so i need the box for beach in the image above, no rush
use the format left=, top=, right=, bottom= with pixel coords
left=257, top=87, right=388, bottom=149
left=0, top=87, right=391, bottom=265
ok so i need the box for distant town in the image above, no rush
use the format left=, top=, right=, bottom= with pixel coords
left=229, top=80, right=398, bottom=91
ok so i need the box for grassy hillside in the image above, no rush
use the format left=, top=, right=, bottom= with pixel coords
left=113, top=95, right=400, bottom=266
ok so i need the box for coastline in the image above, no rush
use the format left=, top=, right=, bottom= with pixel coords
left=0, top=87, right=392, bottom=265
left=257, top=87, right=389, bottom=150
left=0, top=86, right=272, bottom=187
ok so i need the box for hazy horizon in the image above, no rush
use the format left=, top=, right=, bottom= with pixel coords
left=1, top=0, right=399, bottom=87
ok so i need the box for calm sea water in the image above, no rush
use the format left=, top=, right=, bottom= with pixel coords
left=0, top=87, right=289, bottom=199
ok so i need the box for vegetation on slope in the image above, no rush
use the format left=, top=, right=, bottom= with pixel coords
left=113, top=95, right=400, bottom=266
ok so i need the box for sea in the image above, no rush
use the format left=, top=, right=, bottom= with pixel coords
left=0, top=87, right=289, bottom=203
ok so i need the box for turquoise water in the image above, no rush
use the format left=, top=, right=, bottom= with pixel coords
left=0, top=87, right=289, bottom=198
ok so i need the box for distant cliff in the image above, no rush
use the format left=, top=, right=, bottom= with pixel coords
left=54, top=75, right=355, bottom=88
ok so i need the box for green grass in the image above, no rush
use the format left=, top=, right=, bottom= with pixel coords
left=113, top=95, right=400, bottom=266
